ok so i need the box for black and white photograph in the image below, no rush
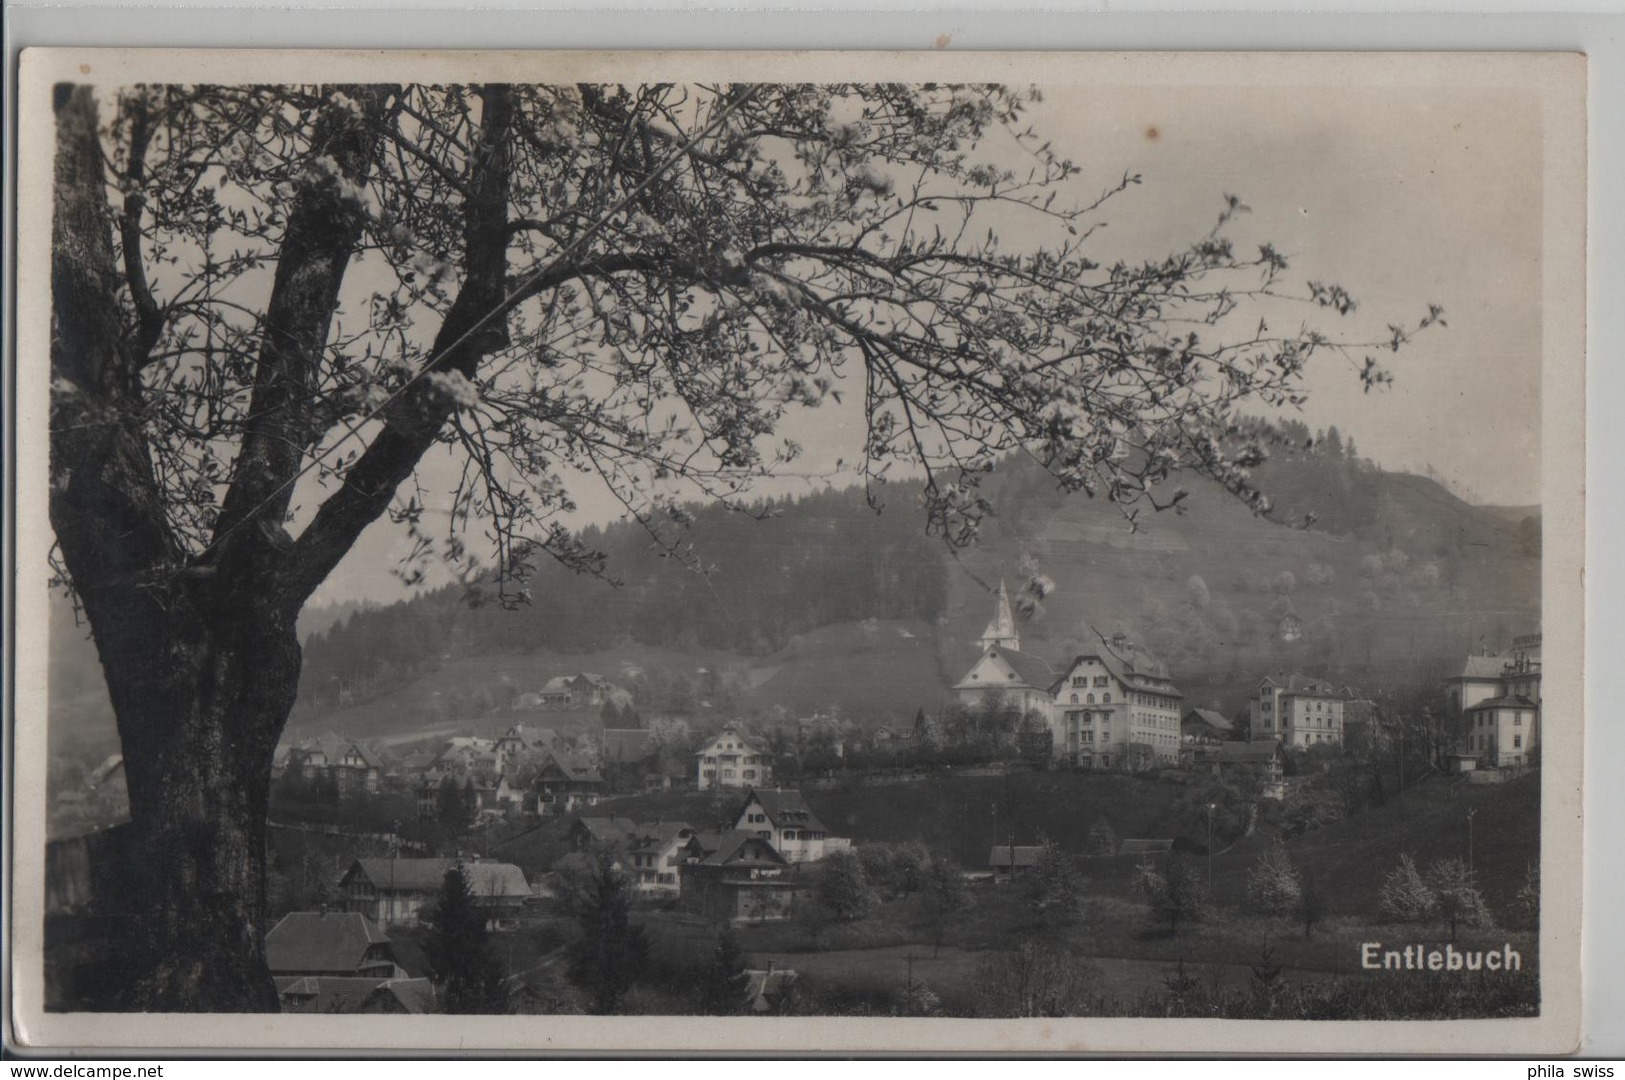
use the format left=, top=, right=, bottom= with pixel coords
left=9, top=48, right=1585, bottom=1054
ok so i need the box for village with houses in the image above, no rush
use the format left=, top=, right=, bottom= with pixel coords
left=45, top=574, right=1544, bottom=1017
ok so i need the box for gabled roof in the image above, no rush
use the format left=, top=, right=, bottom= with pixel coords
left=541, top=676, right=575, bottom=693
left=988, top=845, right=1043, bottom=868
left=1055, top=650, right=1183, bottom=700
left=740, top=788, right=827, bottom=834
left=701, top=830, right=789, bottom=868
left=538, top=749, right=604, bottom=785
left=264, top=911, right=391, bottom=975
left=1183, top=708, right=1232, bottom=732
left=348, top=858, right=458, bottom=892
left=571, top=815, right=639, bottom=845
left=461, top=861, right=531, bottom=899
left=626, top=821, right=695, bottom=855
left=1260, top=672, right=1345, bottom=697
left=698, top=723, right=769, bottom=754
left=1214, top=740, right=1284, bottom=764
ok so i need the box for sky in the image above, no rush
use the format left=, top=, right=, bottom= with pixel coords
left=307, top=78, right=1545, bottom=609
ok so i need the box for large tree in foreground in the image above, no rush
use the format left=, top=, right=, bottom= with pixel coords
left=48, top=79, right=1433, bottom=1009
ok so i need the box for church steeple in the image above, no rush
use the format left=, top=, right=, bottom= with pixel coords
left=978, top=579, right=1020, bottom=653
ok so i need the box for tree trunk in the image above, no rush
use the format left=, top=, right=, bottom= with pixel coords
left=96, top=601, right=300, bottom=1011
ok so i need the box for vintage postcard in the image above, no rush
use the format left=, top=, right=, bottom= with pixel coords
left=9, top=48, right=1585, bottom=1054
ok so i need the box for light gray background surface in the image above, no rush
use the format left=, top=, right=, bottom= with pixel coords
left=4, top=4, right=1619, bottom=1058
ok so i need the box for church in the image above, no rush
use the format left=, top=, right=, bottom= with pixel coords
left=953, top=581, right=1185, bottom=770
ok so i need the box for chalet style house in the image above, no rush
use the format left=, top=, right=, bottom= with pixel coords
left=1181, top=708, right=1235, bottom=764
left=695, top=721, right=773, bottom=790
left=276, top=734, right=380, bottom=795
left=679, top=831, right=798, bottom=923
left=532, top=748, right=605, bottom=815
left=734, top=788, right=831, bottom=863
left=339, top=858, right=532, bottom=930
left=1256, top=673, right=1351, bottom=748
left=1445, top=633, right=1542, bottom=768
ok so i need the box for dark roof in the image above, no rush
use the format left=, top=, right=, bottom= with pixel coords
left=701, top=830, right=790, bottom=868
left=264, top=912, right=391, bottom=975
left=273, top=975, right=435, bottom=1014
left=1064, top=650, right=1184, bottom=700
left=539, top=749, right=604, bottom=785
left=1117, top=838, right=1175, bottom=856
left=987, top=845, right=1043, bottom=868
left=1183, top=708, right=1232, bottom=732
left=741, top=788, right=827, bottom=833
left=572, top=816, right=639, bottom=845
left=626, top=821, right=695, bottom=854
left=991, top=647, right=1062, bottom=693
left=1468, top=695, right=1539, bottom=711
left=1214, top=740, right=1284, bottom=764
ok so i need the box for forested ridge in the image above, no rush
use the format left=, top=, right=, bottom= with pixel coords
left=296, top=483, right=948, bottom=712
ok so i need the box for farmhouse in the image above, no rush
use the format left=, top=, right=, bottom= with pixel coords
left=339, top=858, right=531, bottom=929
left=1211, top=739, right=1287, bottom=798
left=988, top=845, right=1043, bottom=884
left=1181, top=708, right=1235, bottom=764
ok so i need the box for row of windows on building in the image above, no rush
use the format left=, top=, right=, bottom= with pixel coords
left=1470, top=733, right=1524, bottom=751
left=1473, top=712, right=1526, bottom=727
left=701, top=768, right=761, bottom=781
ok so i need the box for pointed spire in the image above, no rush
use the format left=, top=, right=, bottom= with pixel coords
left=978, top=579, right=1020, bottom=653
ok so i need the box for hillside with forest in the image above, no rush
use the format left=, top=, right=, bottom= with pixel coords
left=50, top=421, right=1539, bottom=748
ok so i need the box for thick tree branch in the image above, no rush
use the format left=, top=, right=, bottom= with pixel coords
left=280, top=84, right=517, bottom=605
left=210, top=86, right=389, bottom=582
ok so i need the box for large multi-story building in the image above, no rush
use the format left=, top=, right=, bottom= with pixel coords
left=1255, top=673, right=1350, bottom=748
left=1050, top=648, right=1184, bottom=769
left=1446, top=633, right=1541, bottom=768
